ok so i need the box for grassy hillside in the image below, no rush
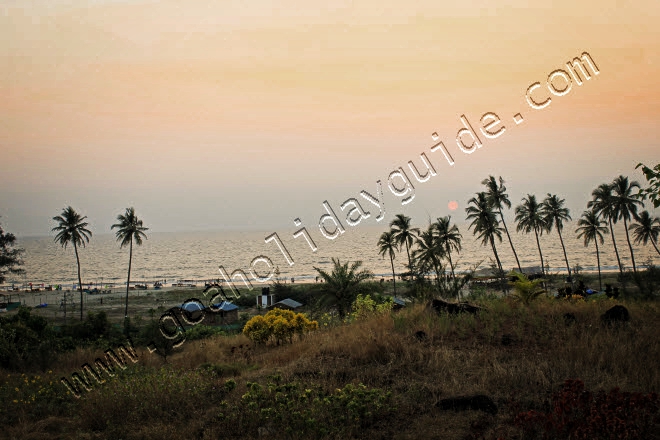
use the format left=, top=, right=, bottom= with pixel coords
left=2, top=294, right=659, bottom=439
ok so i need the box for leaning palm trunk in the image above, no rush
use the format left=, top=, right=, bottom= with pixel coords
left=489, top=236, right=507, bottom=293
left=489, top=237, right=503, bottom=273
left=433, top=258, right=443, bottom=290
left=74, top=241, right=83, bottom=321
left=651, top=238, right=660, bottom=256
left=389, top=255, right=397, bottom=295
left=500, top=208, right=522, bottom=273
left=608, top=218, right=624, bottom=273
left=125, top=238, right=133, bottom=318
left=533, top=229, right=545, bottom=275
left=595, top=240, right=602, bottom=291
left=446, top=250, right=455, bottom=279
left=622, top=217, right=637, bottom=272
left=555, top=222, right=571, bottom=278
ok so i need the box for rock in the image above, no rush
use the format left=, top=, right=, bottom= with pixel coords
left=563, top=312, right=577, bottom=326
left=414, top=330, right=427, bottom=342
left=601, top=305, right=630, bottom=326
left=501, top=334, right=515, bottom=346
left=430, top=299, right=481, bottom=315
left=437, top=395, right=498, bottom=415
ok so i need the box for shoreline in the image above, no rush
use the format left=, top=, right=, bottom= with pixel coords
left=0, top=266, right=644, bottom=295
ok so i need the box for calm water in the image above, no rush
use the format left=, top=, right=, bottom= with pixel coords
left=8, top=222, right=658, bottom=288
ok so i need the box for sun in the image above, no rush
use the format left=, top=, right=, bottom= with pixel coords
left=448, top=200, right=458, bottom=211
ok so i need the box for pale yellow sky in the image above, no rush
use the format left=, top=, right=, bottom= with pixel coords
left=1, top=0, right=658, bottom=235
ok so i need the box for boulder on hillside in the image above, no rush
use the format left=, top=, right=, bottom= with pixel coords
left=437, top=394, right=498, bottom=415
left=563, top=312, right=577, bottom=326
left=600, top=305, right=630, bottom=326
left=430, top=299, right=481, bottom=315
left=414, top=330, right=428, bottom=342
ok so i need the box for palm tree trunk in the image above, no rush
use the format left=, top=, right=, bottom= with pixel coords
left=125, top=238, right=133, bottom=318
left=500, top=208, right=522, bottom=273
left=622, top=217, right=637, bottom=272
left=556, top=221, right=571, bottom=278
left=74, top=241, right=83, bottom=321
left=389, top=255, right=397, bottom=296
left=651, top=238, right=660, bottom=256
left=595, top=240, right=602, bottom=291
left=489, top=236, right=505, bottom=293
left=433, top=258, right=441, bottom=290
left=489, top=237, right=503, bottom=273
left=534, top=229, right=545, bottom=275
left=447, top=248, right=455, bottom=279
left=405, top=241, right=412, bottom=271
left=608, top=217, right=623, bottom=274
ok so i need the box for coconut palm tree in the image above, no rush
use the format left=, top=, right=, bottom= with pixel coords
left=52, top=206, right=92, bottom=321
left=412, top=224, right=445, bottom=287
left=629, top=210, right=660, bottom=256
left=575, top=209, right=609, bottom=291
left=515, top=194, right=549, bottom=275
left=482, top=175, right=522, bottom=272
left=377, top=230, right=399, bottom=295
left=611, top=175, right=644, bottom=272
left=313, top=258, right=373, bottom=318
left=433, top=215, right=462, bottom=279
left=466, top=192, right=505, bottom=274
left=588, top=183, right=624, bottom=274
left=508, top=271, right=545, bottom=305
left=541, top=194, right=572, bottom=278
left=111, top=207, right=148, bottom=318
left=389, top=214, right=420, bottom=272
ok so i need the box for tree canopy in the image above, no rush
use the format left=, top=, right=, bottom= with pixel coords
left=0, top=223, right=24, bottom=284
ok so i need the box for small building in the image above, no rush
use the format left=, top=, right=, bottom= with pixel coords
left=257, top=287, right=275, bottom=308
left=210, top=301, right=239, bottom=325
left=174, top=300, right=239, bottom=325
left=268, top=298, right=303, bottom=311
left=392, top=297, right=406, bottom=310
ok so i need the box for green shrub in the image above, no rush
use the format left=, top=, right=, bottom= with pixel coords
left=216, top=376, right=394, bottom=438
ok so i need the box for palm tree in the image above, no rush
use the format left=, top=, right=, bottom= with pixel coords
left=465, top=192, right=505, bottom=274
left=52, top=206, right=92, bottom=321
left=575, top=209, right=609, bottom=291
left=508, top=271, right=545, bottom=305
left=611, top=175, right=644, bottom=272
left=629, top=210, right=660, bottom=256
left=588, top=183, right=624, bottom=274
left=389, top=214, right=420, bottom=272
left=111, top=207, right=148, bottom=318
left=482, top=176, right=522, bottom=272
left=433, top=216, right=462, bottom=279
left=412, top=224, right=445, bottom=287
left=515, top=194, right=549, bottom=275
left=313, top=258, right=373, bottom=318
left=541, top=194, right=572, bottom=278
left=377, top=231, right=399, bottom=295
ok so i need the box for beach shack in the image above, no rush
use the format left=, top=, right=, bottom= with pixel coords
left=175, top=301, right=239, bottom=326
left=257, top=287, right=275, bottom=308
left=210, top=301, right=239, bottom=325
left=268, top=298, right=303, bottom=311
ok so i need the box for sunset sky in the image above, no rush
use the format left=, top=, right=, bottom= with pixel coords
left=1, top=0, right=658, bottom=237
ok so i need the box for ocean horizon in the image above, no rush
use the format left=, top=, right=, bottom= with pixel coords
left=6, top=221, right=658, bottom=289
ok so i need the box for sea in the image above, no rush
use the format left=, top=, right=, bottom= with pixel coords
left=6, top=222, right=659, bottom=290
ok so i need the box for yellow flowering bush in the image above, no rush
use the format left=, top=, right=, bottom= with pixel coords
left=243, top=309, right=318, bottom=345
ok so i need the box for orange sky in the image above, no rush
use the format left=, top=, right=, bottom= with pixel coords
left=1, top=0, right=658, bottom=235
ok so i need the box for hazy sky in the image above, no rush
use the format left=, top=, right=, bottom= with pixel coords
left=1, top=0, right=658, bottom=237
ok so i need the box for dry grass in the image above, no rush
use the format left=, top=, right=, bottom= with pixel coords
left=3, top=296, right=659, bottom=439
